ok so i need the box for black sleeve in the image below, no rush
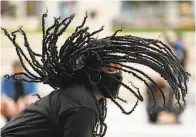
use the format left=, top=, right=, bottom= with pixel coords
left=1, top=107, right=56, bottom=137
left=62, top=107, right=97, bottom=137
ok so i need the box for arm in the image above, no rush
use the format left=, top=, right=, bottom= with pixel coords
left=1, top=77, right=8, bottom=96
left=61, top=107, right=97, bottom=137
left=1, top=78, right=18, bottom=117
left=1, top=78, right=16, bottom=105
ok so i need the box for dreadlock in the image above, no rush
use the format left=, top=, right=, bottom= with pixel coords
left=1, top=10, right=190, bottom=137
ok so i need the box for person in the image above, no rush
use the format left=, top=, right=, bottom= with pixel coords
left=146, top=77, right=182, bottom=124
left=1, top=11, right=190, bottom=137
left=163, top=28, right=187, bottom=68
left=1, top=61, right=38, bottom=122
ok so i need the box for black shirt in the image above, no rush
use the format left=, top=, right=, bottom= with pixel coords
left=1, top=84, right=99, bottom=137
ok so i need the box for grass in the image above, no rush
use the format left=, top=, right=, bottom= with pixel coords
left=1, top=27, right=195, bottom=34
left=112, top=27, right=195, bottom=33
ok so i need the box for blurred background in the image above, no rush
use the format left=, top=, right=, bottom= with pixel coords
left=1, top=0, right=195, bottom=137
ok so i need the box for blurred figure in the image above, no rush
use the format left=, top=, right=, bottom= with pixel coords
left=163, top=28, right=187, bottom=68
left=146, top=77, right=183, bottom=124
left=1, top=61, right=38, bottom=122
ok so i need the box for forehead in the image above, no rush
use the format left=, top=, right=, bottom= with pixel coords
left=100, top=64, right=122, bottom=73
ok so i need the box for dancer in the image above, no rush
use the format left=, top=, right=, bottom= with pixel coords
left=1, top=11, right=190, bottom=137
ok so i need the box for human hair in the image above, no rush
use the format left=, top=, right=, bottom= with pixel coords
left=1, top=10, right=190, bottom=137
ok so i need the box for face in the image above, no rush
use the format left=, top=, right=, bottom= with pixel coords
left=97, top=64, right=123, bottom=99
left=100, top=64, right=122, bottom=73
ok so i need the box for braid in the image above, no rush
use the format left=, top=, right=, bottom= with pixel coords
left=101, top=81, right=139, bottom=115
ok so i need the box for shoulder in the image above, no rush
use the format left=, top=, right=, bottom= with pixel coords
left=1, top=76, right=13, bottom=84
left=61, top=107, right=98, bottom=137
left=52, top=85, right=98, bottom=115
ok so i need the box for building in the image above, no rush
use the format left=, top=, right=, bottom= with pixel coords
left=1, top=1, right=195, bottom=31
left=115, top=1, right=195, bottom=29
left=1, top=0, right=119, bottom=34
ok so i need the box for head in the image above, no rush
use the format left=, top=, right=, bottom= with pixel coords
left=12, top=61, right=23, bottom=73
left=2, top=11, right=190, bottom=137
left=172, top=33, right=183, bottom=50
left=89, top=10, right=97, bottom=19
left=97, top=64, right=123, bottom=99
left=91, top=64, right=123, bottom=100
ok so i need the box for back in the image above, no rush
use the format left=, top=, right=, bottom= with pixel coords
left=1, top=84, right=99, bottom=137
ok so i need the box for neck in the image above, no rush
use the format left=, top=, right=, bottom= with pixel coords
left=95, top=91, right=104, bottom=100
left=90, top=83, right=104, bottom=100
left=93, top=85, right=104, bottom=100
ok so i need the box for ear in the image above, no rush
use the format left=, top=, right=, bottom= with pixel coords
left=87, top=69, right=101, bottom=84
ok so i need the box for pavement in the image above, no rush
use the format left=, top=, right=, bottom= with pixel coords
left=104, top=103, right=195, bottom=137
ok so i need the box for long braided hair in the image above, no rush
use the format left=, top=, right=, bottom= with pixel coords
left=1, top=10, right=190, bottom=137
